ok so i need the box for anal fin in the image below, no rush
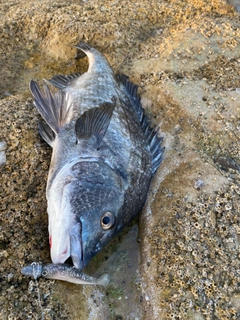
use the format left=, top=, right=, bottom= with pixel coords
left=30, top=80, right=72, bottom=134
left=38, top=121, right=55, bottom=147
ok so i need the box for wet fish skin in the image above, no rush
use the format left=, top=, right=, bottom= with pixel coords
left=0, top=141, right=7, bottom=166
left=29, top=41, right=164, bottom=272
left=21, top=263, right=109, bottom=286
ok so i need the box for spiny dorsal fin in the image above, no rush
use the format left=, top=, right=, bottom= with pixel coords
left=75, top=100, right=115, bottom=148
left=38, top=121, right=55, bottom=147
left=44, top=73, right=82, bottom=90
left=30, top=80, right=72, bottom=134
left=117, top=74, right=165, bottom=175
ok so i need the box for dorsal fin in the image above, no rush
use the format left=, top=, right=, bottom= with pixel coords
left=38, top=121, right=55, bottom=147
left=117, top=74, right=165, bottom=175
left=30, top=80, right=72, bottom=134
left=75, top=100, right=115, bottom=148
left=44, top=73, right=82, bottom=90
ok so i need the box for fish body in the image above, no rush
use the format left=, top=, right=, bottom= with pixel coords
left=30, top=42, right=164, bottom=272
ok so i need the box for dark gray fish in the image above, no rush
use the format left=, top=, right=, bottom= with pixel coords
left=28, top=41, right=164, bottom=274
left=21, top=262, right=109, bottom=286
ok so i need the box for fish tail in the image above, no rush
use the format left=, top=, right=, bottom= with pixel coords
left=97, top=273, right=110, bottom=287
left=73, top=41, right=113, bottom=74
left=74, top=41, right=92, bottom=52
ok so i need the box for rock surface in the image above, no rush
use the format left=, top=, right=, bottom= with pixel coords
left=0, top=0, right=239, bottom=319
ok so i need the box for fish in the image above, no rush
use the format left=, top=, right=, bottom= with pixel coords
left=0, top=141, right=6, bottom=166
left=28, top=41, right=164, bottom=277
left=21, top=262, right=109, bottom=286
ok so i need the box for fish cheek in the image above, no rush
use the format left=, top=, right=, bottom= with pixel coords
left=80, top=214, right=116, bottom=265
left=81, top=225, right=103, bottom=265
left=94, top=226, right=118, bottom=257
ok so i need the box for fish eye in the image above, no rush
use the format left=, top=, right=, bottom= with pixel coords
left=100, top=211, right=115, bottom=230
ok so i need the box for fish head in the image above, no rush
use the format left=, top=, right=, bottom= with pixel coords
left=47, top=173, right=82, bottom=269
left=48, top=161, right=124, bottom=270
left=75, top=187, right=121, bottom=269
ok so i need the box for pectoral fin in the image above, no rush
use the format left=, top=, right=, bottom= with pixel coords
left=75, top=99, right=115, bottom=148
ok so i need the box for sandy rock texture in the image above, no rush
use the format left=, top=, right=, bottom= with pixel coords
left=0, top=0, right=239, bottom=319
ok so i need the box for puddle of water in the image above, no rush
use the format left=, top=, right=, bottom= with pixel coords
left=81, top=223, right=143, bottom=320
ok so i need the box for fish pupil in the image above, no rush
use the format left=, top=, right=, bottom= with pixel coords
left=102, top=216, right=110, bottom=225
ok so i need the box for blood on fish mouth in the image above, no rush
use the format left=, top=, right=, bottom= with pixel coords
left=49, top=235, right=52, bottom=248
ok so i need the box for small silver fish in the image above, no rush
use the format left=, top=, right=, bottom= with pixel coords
left=27, top=41, right=164, bottom=274
left=0, top=141, right=6, bottom=166
left=21, top=262, right=109, bottom=286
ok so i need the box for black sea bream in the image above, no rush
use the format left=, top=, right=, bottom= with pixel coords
left=29, top=42, right=164, bottom=274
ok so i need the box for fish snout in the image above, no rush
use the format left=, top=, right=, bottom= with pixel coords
left=51, top=243, right=70, bottom=265
left=50, top=222, right=83, bottom=270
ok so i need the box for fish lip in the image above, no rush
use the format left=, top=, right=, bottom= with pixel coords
left=69, top=222, right=84, bottom=270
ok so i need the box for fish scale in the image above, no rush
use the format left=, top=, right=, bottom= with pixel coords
left=22, top=41, right=164, bottom=284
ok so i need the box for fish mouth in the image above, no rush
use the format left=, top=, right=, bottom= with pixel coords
left=51, top=222, right=84, bottom=270
left=69, top=222, right=84, bottom=270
